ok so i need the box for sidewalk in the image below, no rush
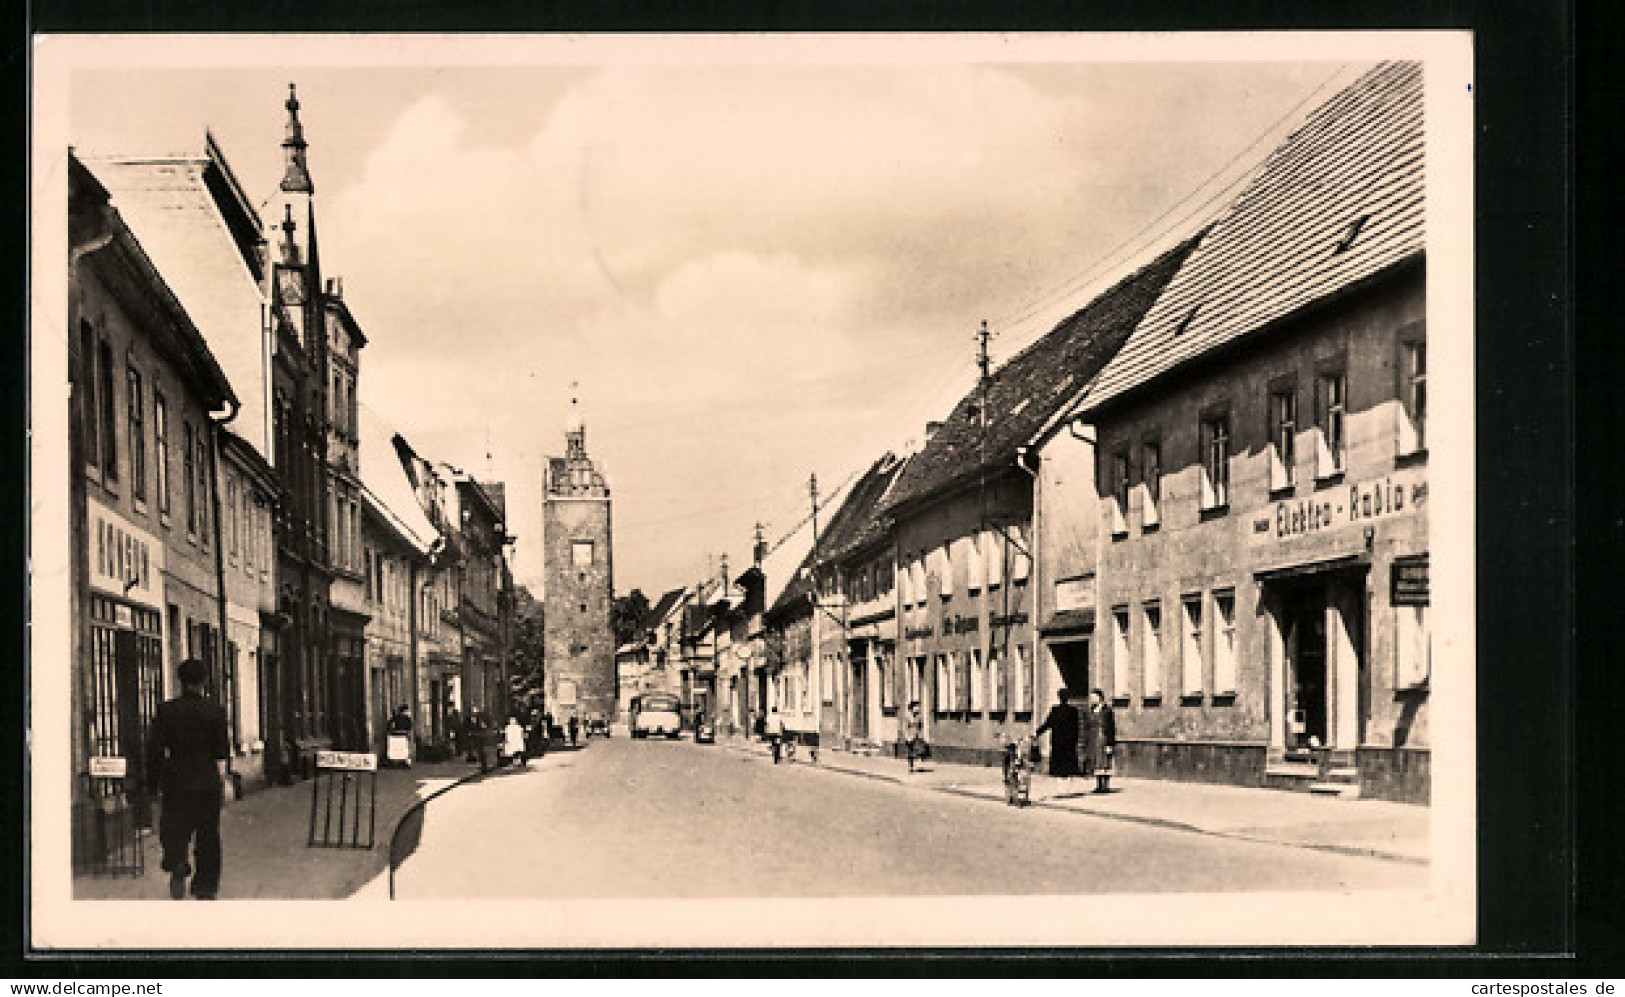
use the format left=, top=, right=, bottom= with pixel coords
left=74, top=759, right=485, bottom=901
left=722, top=736, right=1430, bottom=865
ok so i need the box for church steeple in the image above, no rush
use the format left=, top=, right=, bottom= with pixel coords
left=280, top=83, right=314, bottom=194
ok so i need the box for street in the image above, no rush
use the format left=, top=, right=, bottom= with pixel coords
left=389, top=737, right=1416, bottom=899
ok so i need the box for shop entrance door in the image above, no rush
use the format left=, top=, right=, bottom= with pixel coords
left=850, top=650, right=868, bottom=741
left=1048, top=638, right=1091, bottom=700
left=1283, top=589, right=1329, bottom=759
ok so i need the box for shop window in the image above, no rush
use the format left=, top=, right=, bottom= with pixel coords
left=1397, top=605, right=1431, bottom=689
left=1108, top=447, right=1130, bottom=536
left=1398, top=333, right=1427, bottom=457
left=1200, top=414, right=1230, bottom=511
left=127, top=366, right=146, bottom=503
left=1140, top=440, right=1162, bottom=529
left=933, top=654, right=950, bottom=716
left=1111, top=607, right=1131, bottom=701
left=1142, top=601, right=1163, bottom=701
left=1316, top=368, right=1348, bottom=479
left=991, top=650, right=1008, bottom=713
left=154, top=392, right=170, bottom=516
left=1269, top=383, right=1297, bottom=492
left=907, top=655, right=925, bottom=710
left=1181, top=594, right=1204, bottom=699
left=1213, top=590, right=1238, bottom=696
left=969, top=649, right=986, bottom=713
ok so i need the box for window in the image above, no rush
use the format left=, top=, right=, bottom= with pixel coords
left=1109, top=448, right=1130, bottom=535
left=1015, top=643, right=1034, bottom=713
left=985, top=529, right=1004, bottom=588
left=364, top=550, right=375, bottom=601
left=1141, top=441, right=1162, bottom=529
left=79, top=322, right=99, bottom=472
left=1214, top=590, right=1237, bottom=695
left=880, top=648, right=896, bottom=712
left=572, top=540, right=594, bottom=568
left=127, top=366, right=146, bottom=502
left=964, top=534, right=984, bottom=593
left=933, top=654, right=950, bottom=715
left=1011, top=525, right=1030, bottom=582
left=195, top=432, right=210, bottom=545
left=1142, top=601, right=1163, bottom=700
left=1400, top=336, right=1426, bottom=455
left=183, top=422, right=197, bottom=535
left=1269, top=385, right=1297, bottom=492
left=153, top=393, right=169, bottom=514
left=243, top=488, right=254, bottom=571
left=907, top=655, right=925, bottom=709
left=1181, top=594, right=1204, bottom=698
left=1200, top=414, right=1230, bottom=510
left=1316, top=369, right=1347, bottom=478
left=991, top=650, right=1008, bottom=713
left=226, top=477, right=238, bottom=559
left=98, top=339, right=118, bottom=483
left=1112, top=607, right=1131, bottom=699
left=937, top=543, right=954, bottom=598
left=969, top=649, right=986, bottom=713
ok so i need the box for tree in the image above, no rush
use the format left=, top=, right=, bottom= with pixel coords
left=611, top=588, right=652, bottom=648
left=509, top=584, right=545, bottom=707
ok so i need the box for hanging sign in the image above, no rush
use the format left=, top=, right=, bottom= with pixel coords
left=1391, top=554, right=1430, bottom=605
left=86, top=498, right=165, bottom=609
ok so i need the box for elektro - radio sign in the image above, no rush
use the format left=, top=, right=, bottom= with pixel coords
left=1250, top=467, right=1427, bottom=546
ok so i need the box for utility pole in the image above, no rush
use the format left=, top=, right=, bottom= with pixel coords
left=808, top=473, right=820, bottom=738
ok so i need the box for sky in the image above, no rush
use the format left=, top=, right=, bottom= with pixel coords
left=57, top=36, right=1369, bottom=597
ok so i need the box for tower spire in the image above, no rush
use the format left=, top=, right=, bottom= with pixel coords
left=281, top=83, right=314, bottom=194
left=565, top=380, right=586, bottom=458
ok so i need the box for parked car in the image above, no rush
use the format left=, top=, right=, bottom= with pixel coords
left=632, top=693, right=682, bottom=739
left=585, top=712, right=610, bottom=738
left=695, top=719, right=716, bottom=744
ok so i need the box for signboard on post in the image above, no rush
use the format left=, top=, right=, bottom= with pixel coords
left=308, top=751, right=379, bottom=849
left=316, top=750, right=378, bottom=771
left=89, top=756, right=128, bottom=779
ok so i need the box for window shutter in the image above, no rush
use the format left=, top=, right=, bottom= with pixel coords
left=1011, top=526, right=1030, bottom=582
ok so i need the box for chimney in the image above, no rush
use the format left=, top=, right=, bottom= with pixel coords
left=925, top=421, right=944, bottom=440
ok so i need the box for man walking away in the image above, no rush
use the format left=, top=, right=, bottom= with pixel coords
left=147, top=658, right=230, bottom=900
left=764, top=707, right=785, bottom=764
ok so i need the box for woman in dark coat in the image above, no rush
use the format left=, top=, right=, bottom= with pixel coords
left=1081, top=687, right=1118, bottom=793
left=1034, top=688, right=1081, bottom=779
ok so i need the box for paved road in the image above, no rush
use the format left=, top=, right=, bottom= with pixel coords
left=391, top=737, right=1416, bottom=899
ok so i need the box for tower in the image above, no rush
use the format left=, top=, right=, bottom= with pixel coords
left=542, top=387, right=616, bottom=724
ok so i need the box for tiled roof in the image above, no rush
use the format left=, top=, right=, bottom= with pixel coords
left=823, top=453, right=906, bottom=562
left=81, top=151, right=271, bottom=460
left=883, top=233, right=1202, bottom=514
left=645, top=588, right=687, bottom=631
left=1082, top=61, right=1425, bottom=410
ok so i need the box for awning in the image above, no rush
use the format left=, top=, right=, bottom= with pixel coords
left=1039, top=608, right=1096, bottom=636
left=1253, top=552, right=1369, bottom=583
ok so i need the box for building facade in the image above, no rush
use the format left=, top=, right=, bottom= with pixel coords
left=542, top=399, right=616, bottom=725
left=1036, top=61, right=1428, bottom=802
left=69, top=154, right=240, bottom=861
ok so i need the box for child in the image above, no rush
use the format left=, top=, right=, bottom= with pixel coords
left=1002, top=734, right=1034, bottom=807
left=502, top=715, right=528, bottom=768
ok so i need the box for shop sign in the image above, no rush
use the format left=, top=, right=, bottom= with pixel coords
left=1250, top=468, right=1427, bottom=546
left=89, top=756, right=127, bottom=779
left=87, top=497, right=164, bottom=609
left=316, top=750, right=378, bottom=772
left=1391, top=555, right=1430, bottom=605
left=1054, top=575, right=1095, bottom=613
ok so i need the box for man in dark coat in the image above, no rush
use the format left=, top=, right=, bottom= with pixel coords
left=1034, top=688, right=1082, bottom=780
left=146, top=658, right=230, bottom=900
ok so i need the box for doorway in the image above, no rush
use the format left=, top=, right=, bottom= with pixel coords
left=849, top=645, right=868, bottom=741
left=1282, top=592, right=1329, bottom=758
left=1048, top=638, right=1091, bottom=701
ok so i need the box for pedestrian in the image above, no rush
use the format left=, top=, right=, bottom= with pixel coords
left=472, top=711, right=492, bottom=773
left=386, top=705, right=414, bottom=768
left=901, top=701, right=928, bottom=773
left=446, top=705, right=462, bottom=759
left=1082, top=688, right=1118, bottom=794
left=567, top=713, right=580, bottom=748
left=503, top=715, right=528, bottom=768
left=527, top=706, right=547, bottom=757
left=763, top=706, right=785, bottom=764
left=1034, top=688, right=1082, bottom=783
left=145, top=658, right=230, bottom=901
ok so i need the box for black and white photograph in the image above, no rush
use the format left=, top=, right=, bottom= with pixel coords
left=29, top=31, right=1475, bottom=949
